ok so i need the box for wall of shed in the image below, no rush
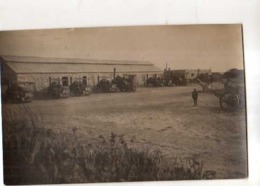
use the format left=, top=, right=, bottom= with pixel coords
left=1, top=59, right=17, bottom=92
left=16, top=72, right=162, bottom=91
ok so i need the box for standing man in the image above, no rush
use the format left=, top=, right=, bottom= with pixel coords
left=192, top=89, right=198, bottom=106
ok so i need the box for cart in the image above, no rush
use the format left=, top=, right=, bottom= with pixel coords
left=214, top=83, right=245, bottom=111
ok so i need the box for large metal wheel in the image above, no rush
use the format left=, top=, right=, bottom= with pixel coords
left=219, top=92, right=240, bottom=111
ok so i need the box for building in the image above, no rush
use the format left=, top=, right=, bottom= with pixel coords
left=0, top=56, right=162, bottom=92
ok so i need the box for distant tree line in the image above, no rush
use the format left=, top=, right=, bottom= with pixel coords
left=223, top=68, right=244, bottom=79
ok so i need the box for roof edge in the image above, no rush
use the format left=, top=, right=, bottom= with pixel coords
left=1, top=55, right=153, bottom=66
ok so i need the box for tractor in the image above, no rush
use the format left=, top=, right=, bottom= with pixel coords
left=4, top=82, right=34, bottom=103
left=44, top=80, right=70, bottom=99
left=95, top=75, right=137, bottom=93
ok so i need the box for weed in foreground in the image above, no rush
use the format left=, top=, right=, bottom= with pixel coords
left=3, top=105, right=216, bottom=184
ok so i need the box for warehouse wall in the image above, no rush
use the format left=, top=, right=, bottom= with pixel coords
left=16, top=72, right=162, bottom=91
left=0, top=59, right=17, bottom=93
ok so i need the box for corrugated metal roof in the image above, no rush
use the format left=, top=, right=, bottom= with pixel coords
left=2, top=56, right=162, bottom=74
left=1, top=55, right=152, bottom=65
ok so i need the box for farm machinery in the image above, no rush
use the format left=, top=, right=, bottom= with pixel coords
left=3, top=82, right=34, bottom=103
left=95, top=75, right=137, bottom=93
left=69, top=79, right=91, bottom=96
left=44, top=77, right=91, bottom=98
left=196, top=76, right=245, bottom=111
left=146, top=76, right=186, bottom=87
left=96, top=79, right=111, bottom=93
left=146, top=77, right=164, bottom=87
left=214, top=79, right=245, bottom=111
left=146, top=70, right=187, bottom=87
left=44, top=78, right=70, bottom=99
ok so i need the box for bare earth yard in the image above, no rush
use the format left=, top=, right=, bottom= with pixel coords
left=3, top=85, right=247, bottom=179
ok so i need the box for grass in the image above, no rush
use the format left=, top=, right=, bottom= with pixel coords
left=2, top=105, right=216, bottom=184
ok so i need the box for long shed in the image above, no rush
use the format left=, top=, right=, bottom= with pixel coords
left=1, top=56, right=162, bottom=92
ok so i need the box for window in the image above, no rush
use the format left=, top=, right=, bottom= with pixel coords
left=83, top=76, right=87, bottom=86
left=62, top=77, right=69, bottom=86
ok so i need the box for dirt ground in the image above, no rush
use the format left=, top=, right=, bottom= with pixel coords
left=3, top=85, right=248, bottom=179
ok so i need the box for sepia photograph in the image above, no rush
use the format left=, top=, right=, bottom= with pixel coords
left=0, top=24, right=247, bottom=184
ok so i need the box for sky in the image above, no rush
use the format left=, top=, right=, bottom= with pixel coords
left=0, top=25, right=244, bottom=72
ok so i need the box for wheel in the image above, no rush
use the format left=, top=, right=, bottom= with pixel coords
left=219, top=92, right=240, bottom=111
